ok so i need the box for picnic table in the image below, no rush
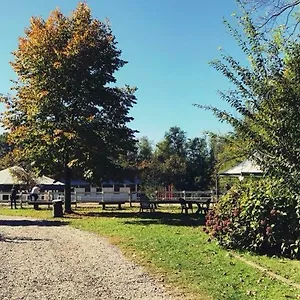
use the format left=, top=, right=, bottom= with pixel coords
left=147, top=198, right=211, bottom=215
left=186, top=198, right=211, bottom=215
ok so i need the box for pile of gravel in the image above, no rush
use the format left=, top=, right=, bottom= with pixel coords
left=0, top=215, right=183, bottom=300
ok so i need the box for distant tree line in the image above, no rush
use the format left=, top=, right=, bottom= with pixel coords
left=0, top=126, right=234, bottom=193
left=132, top=126, right=217, bottom=193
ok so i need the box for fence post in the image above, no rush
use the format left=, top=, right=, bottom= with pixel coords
left=129, top=191, right=132, bottom=207
left=20, top=192, right=23, bottom=209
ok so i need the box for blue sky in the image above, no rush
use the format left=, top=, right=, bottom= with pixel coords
left=0, top=0, right=245, bottom=145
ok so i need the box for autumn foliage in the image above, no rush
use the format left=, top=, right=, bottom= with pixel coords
left=1, top=3, right=137, bottom=212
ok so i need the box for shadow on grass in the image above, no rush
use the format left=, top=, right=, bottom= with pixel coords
left=75, top=210, right=206, bottom=227
left=0, top=219, right=69, bottom=227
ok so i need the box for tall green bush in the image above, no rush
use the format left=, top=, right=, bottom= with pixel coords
left=205, top=178, right=300, bottom=258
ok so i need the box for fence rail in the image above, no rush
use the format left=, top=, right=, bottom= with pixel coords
left=0, top=190, right=218, bottom=205
left=155, top=190, right=216, bottom=202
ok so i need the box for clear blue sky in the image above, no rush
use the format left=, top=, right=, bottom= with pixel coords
left=0, top=0, right=245, bottom=145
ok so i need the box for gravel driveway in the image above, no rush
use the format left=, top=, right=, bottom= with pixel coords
left=0, top=215, right=182, bottom=300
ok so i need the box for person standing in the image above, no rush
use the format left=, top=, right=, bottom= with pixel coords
left=30, top=184, right=40, bottom=201
left=10, top=185, right=18, bottom=209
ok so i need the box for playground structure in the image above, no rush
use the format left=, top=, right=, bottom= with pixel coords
left=155, top=184, right=215, bottom=202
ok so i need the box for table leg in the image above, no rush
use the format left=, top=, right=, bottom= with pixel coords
left=195, top=203, right=201, bottom=214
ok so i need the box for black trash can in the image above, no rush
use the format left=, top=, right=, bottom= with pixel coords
left=52, top=199, right=63, bottom=217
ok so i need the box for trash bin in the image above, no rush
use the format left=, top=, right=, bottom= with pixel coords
left=52, top=199, right=63, bottom=217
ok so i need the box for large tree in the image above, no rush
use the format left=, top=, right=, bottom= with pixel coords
left=196, top=6, right=300, bottom=195
left=1, top=3, right=137, bottom=212
left=198, top=4, right=300, bottom=257
left=137, top=136, right=153, bottom=163
left=154, top=126, right=188, bottom=189
left=185, top=137, right=212, bottom=190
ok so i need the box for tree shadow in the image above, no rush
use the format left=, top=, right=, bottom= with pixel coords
left=123, top=216, right=205, bottom=227
left=75, top=210, right=206, bottom=227
left=0, top=219, right=69, bottom=227
left=0, top=235, right=51, bottom=243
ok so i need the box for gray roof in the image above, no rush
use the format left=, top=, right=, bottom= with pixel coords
left=220, top=159, right=263, bottom=176
left=0, top=166, right=64, bottom=185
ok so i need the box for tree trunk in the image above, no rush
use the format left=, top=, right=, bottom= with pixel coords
left=64, top=152, right=72, bottom=213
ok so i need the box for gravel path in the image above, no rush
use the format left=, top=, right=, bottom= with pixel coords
left=0, top=215, right=182, bottom=300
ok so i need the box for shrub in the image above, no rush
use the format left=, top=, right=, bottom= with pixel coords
left=205, top=178, right=300, bottom=259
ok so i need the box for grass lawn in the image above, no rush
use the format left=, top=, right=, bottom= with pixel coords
left=0, top=204, right=299, bottom=300
left=241, top=251, right=300, bottom=285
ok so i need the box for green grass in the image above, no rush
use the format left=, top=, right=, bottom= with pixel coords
left=0, top=205, right=299, bottom=299
left=241, top=251, right=300, bottom=284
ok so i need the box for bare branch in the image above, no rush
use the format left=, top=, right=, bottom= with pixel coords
left=242, top=0, right=300, bottom=35
left=258, top=0, right=300, bottom=29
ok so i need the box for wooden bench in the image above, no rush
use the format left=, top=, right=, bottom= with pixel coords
left=27, top=200, right=77, bottom=209
left=27, top=201, right=53, bottom=209
left=100, top=201, right=125, bottom=210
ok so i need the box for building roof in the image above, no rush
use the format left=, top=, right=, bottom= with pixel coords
left=102, top=179, right=141, bottom=185
left=0, top=166, right=64, bottom=186
left=59, top=178, right=141, bottom=186
left=220, top=159, right=263, bottom=176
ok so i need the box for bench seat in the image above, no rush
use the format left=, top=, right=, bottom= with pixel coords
left=27, top=200, right=77, bottom=210
left=100, top=201, right=125, bottom=210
